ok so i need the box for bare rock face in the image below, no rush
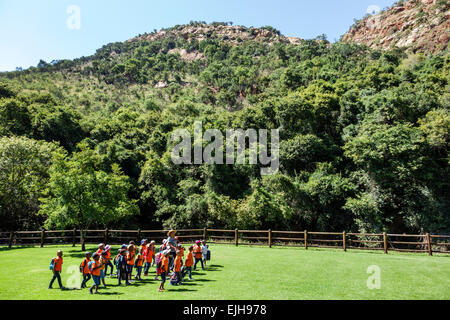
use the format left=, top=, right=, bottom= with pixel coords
left=342, top=0, right=449, bottom=54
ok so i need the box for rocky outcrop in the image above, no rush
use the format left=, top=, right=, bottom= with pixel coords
left=128, top=24, right=304, bottom=46
left=342, top=0, right=449, bottom=54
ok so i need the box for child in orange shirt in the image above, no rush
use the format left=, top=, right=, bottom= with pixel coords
left=134, top=248, right=144, bottom=280
left=183, top=246, right=194, bottom=280
left=104, top=245, right=114, bottom=276
left=144, top=240, right=155, bottom=276
left=126, top=244, right=135, bottom=283
left=158, top=250, right=170, bottom=292
left=48, top=250, right=65, bottom=289
left=80, top=252, right=91, bottom=288
left=88, top=253, right=102, bottom=294
left=174, top=250, right=183, bottom=284
left=100, top=251, right=108, bottom=287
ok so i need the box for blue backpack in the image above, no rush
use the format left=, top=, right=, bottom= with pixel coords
left=49, top=258, right=55, bottom=270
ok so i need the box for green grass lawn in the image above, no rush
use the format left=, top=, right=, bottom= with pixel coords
left=0, top=244, right=449, bottom=300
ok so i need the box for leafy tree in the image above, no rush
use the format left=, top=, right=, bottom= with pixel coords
left=0, top=136, right=63, bottom=230
left=40, top=144, right=138, bottom=249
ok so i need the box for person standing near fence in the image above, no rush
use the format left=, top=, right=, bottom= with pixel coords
left=49, top=250, right=65, bottom=290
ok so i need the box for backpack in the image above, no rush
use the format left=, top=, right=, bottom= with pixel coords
left=49, top=258, right=55, bottom=270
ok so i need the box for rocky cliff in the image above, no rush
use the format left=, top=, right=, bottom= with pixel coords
left=342, top=0, right=449, bottom=54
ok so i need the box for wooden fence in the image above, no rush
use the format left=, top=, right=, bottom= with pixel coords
left=1, top=228, right=449, bottom=255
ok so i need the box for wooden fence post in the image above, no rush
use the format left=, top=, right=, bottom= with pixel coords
left=137, top=229, right=141, bottom=242
left=235, top=229, right=238, bottom=246
left=343, top=231, right=346, bottom=252
left=203, top=228, right=207, bottom=240
left=383, top=232, right=388, bottom=254
left=81, top=230, right=86, bottom=251
left=304, top=230, right=308, bottom=250
left=426, top=233, right=432, bottom=256
left=72, top=228, right=76, bottom=247
left=268, top=229, right=272, bottom=248
left=8, top=231, right=14, bottom=248
left=104, top=228, right=109, bottom=244
left=40, top=229, right=45, bottom=248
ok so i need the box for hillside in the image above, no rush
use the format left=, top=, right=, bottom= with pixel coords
left=0, top=17, right=449, bottom=236
left=342, top=0, right=449, bottom=54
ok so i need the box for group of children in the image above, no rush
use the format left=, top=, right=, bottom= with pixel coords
left=48, top=232, right=210, bottom=294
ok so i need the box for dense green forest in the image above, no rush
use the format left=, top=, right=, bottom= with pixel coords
left=0, top=22, right=448, bottom=233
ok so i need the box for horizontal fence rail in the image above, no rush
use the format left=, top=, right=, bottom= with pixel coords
left=1, top=228, right=449, bottom=255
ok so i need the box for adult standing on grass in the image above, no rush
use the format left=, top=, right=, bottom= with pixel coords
left=166, top=230, right=177, bottom=270
left=193, top=240, right=204, bottom=270
left=49, top=250, right=65, bottom=289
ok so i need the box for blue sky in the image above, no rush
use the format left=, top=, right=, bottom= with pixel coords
left=0, top=0, right=396, bottom=71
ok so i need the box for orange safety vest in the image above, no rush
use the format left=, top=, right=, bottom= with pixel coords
left=90, top=260, right=101, bottom=276
left=105, top=251, right=111, bottom=261
left=174, top=256, right=182, bottom=272
left=81, top=258, right=91, bottom=274
left=145, top=246, right=153, bottom=263
left=136, top=254, right=144, bottom=267
left=161, top=256, right=169, bottom=273
left=53, top=256, right=63, bottom=272
left=193, top=245, right=202, bottom=259
left=185, top=252, right=194, bottom=267
left=127, top=252, right=135, bottom=265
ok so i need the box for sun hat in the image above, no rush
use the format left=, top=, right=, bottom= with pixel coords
left=167, top=229, right=177, bottom=236
left=105, top=245, right=111, bottom=251
left=196, top=240, right=201, bottom=245
left=98, top=243, right=104, bottom=248
left=150, top=240, right=156, bottom=244
left=141, top=239, right=147, bottom=245
left=121, top=244, right=127, bottom=249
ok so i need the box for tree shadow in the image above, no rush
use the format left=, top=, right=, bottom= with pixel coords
left=0, top=245, right=37, bottom=252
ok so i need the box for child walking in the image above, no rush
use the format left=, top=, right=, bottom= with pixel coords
left=158, top=250, right=170, bottom=292
left=100, top=251, right=108, bottom=287
left=104, top=245, right=114, bottom=276
left=49, top=250, right=65, bottom=289
left=134, top=249, right=144, bottom=280
left=201, top=240, right=209, bottom=268
left=126, top=244, right=135, bottom=283
left=88, top=253, right=102, bottom=294
left=183, top=246, right=194, bottom=280
left=143, top=241, right=155, bottom=276
left=116, top=249, right=130, bottom=286
left=80, top=252, right=91, bottom=288
left=174, top=250, right=183, bottom=284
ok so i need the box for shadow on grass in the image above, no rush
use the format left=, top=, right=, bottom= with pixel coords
left=96, top=291, right=123, bottom=295
left=203, top=264, right=224, bottom=272
left=193, top=278, right=216, bottom=282
left=166, top=288, right=196, bottom=292
left=0, top=245, right=37, bottom=252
